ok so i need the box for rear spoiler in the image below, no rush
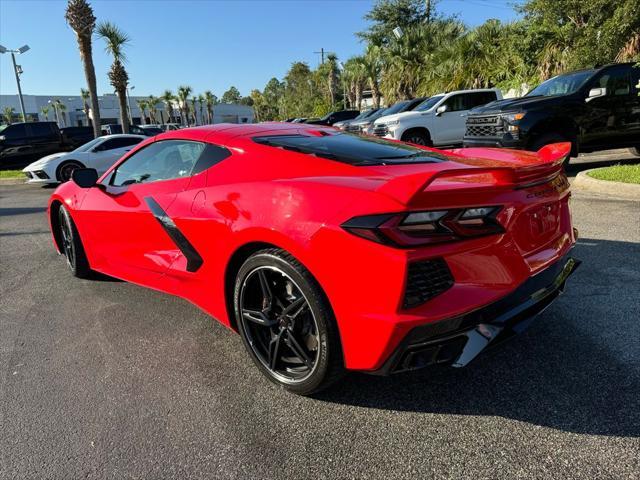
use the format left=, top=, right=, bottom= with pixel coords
left=377, top=142, right=571, bottom=205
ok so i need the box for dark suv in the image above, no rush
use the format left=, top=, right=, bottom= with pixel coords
left=305, top=110, right=360, bottom=126
left=463, top=63, right=640, bottom=158
left=0, top=121, right=67, bottom=169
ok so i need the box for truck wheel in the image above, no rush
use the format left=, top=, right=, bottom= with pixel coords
left=402, top=129, right=432, bottom=146
left=629, top=147, right=640, bottom=157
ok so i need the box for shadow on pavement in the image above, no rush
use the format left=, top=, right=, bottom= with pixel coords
left=316, top=238, right=640, bottom=438
left=566, top=155, right=640, bottom=175
left=0, top=207, right=47, bottom=216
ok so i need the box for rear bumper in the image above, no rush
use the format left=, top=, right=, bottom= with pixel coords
left=372, top=254, right=580, bottom=375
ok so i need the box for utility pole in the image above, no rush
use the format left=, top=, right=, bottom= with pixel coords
left=314, top=47, right=325, bottom=65
left=426, top=0, right=431, bottom=24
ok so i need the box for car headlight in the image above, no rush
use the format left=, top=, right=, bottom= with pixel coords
left=502, top=112, right=525, bottom=124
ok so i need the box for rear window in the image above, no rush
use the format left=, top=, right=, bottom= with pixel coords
left=253, top=132, right=447, bottom=166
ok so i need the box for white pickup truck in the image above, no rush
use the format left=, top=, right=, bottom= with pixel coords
left=371, top=89, right=502, bottom=147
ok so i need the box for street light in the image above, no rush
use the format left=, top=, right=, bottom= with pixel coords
left=0, top=43, right=30, bottom=122
left=392, top=27, right=403, bottom=39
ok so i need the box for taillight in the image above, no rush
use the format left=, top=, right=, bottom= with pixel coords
left=342, top=206, right=504, bottom=247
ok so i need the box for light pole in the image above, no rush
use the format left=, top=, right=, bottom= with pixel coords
left=339, top=61, right=348, bottom=110
left=0, top=44, right=30, bottom=122
left=126, top=85, right=135, bottom=124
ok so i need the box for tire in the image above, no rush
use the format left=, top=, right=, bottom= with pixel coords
left=234, top=248, right=344, bottom=395
left=58, top=205, right=91, bottom=278
left=629, top=147, right=640, bottom=157
left=56, top=160, right=84, bottom=183
left=401, top=129, right=432, bottom=146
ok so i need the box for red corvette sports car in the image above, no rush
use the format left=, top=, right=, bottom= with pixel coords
left=48, top=123, right=579, bottom=394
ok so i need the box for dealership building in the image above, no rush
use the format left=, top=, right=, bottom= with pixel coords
left=0, top=93, right=254, bottom=126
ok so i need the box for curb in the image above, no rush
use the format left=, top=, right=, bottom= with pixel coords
left=0, top=178, right=27, bottom=185
left=573, top=169, right=640, bottom=200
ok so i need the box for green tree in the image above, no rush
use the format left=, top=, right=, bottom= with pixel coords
left=136, top=99, right=148, bottom=124
left=161, top=89, right=175, bottom=124
left=204, top=90, right=217, bottom=124
left=358, top=0, right=434, bottom=45
left=221, top=86, right=242, bottom=104
left=40, top=106, right=50, bottom=121
left=3, top=107, right=15, bottom=124
left=79, top=88, right=91, bottom=126
left=176, top=85, right=192, bottom=126
left=97, top=21, right=131, bottom=133
left=65, top=0, right=101, bottom=137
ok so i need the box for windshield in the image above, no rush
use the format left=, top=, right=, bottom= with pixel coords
left=73, top=137, right=103, bottom=152
left=527, top=70, right=594, bottom=97
left=415, top=95, right=444, bottom=112
left=382, top=101, right=410, bottom=116
left=253, top=132, right=447, bottom=166
left=353, top=109, right=377, bottom=120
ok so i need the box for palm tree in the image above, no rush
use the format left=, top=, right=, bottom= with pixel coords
left=80, top=88, right=91, bottom=126
left=136, top=99, right=148, bottom=125
left=190, top=96, right=198, bottom=125
left=197, top=95, right=205, bottom=125
left=326, top=53, right=340, bottom=107
left=161, top=90, right=175, bottom=124
left=343, top=57, right=367, bottom=109
left=204, top=90, right=216, bottom=124
left=40, top=106, right=50, bottom=121
left=177, top=85, right=192, bottom=126
left=363, top=45, right=382, bottom=108
left=97, top=21, right=131, bottom=133
left=147, top=95, right=159, bottom=124
left=3, top=107, right=15, bottom=124
left=65, top=0, right=101, bottom=138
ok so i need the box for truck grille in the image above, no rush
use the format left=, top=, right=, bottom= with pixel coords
left=373, top=124, right=389, bottom=137
left=345, top=124, right=361, bottom=133
left=465, top=115, right=503, bottom=138
left=403, top=258, right=454, bottom=309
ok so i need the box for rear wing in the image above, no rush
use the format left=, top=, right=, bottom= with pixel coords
left=377, top=143, right=571, bottom=205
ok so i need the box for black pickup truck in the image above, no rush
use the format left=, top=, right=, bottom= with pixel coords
left=463, top=62, right=640, bottom=159
left=0, top=121, right=74, bottom=169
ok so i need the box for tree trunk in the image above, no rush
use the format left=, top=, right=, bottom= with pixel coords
left=117, top=87, right=130, bottom=133
left=78, top=34, right=102, bottom=138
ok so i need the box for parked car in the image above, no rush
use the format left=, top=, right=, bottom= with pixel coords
left=0, top=121, right=69, bottom=169
left=160, top=123, right=182, bottom=131
left=305, top=110, right=360, bottom=126
left=372, top=89, right=502, bottom=147
left=22, top=134, right=145, bottom=184
left=48, top=123, right=579, bottom=395
left=358, top=98, right=428, bottom=135
left=334, top=109, right=381, bottom=131
left=60, top=126, right=94, bottom=149
left=102, top=124, right=163, bottom=136
left=291, top=118, right=308, bottom=123
left=463, top=62, right=640, bottom=158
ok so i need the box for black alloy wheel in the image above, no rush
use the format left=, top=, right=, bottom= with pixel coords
left=234, top=249, right=343, bottom=395
left=57, top=205, right=90, bottom=278
left=56, top=160, right=84, bottom=183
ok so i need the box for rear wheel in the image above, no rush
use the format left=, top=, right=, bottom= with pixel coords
left=402, top=129, right=432, bottom=146
left=56, top=160, right=84, bottom=183
left=234, top=248, right=344, bottom=395
left=58, top=205, right=90, bottom=278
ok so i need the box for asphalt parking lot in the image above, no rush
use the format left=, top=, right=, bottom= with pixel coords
left=1, top=154, right=639, bottom=479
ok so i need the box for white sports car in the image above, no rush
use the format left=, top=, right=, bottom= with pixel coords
left=22, top=134, right=145, bottom=184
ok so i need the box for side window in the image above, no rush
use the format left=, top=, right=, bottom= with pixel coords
left=443, top=94, right=466, bottom=112
left=191, top=144, right=231, bottom=175
left=102, top=137, right=142, bottom=150
left=29, top=123, right=54, bottom=137
left=465, top=92, right=496, bottom=110
left=111, top=140, right=205, bottom=186
left=593, top=68, right=631, bottom=96
left=3, top=124, right=28, bottom=140
left=98, top=139, right=118, bottom=151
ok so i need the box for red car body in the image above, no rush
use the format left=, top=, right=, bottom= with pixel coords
left=48, top=123, right=579, bottom=375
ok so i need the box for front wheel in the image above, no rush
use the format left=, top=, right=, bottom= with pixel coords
left=58, top=205, right=91, bottom=278
left=56, top=160, right=84, bottom=183
left=234, top=248, right=344, bottom=395
left=401, top=129, right=432, bottom=146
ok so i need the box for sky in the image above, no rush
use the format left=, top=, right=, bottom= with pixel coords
left=0, top=0, right=520, bottom=98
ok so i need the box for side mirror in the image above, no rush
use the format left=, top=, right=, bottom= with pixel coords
left=435, top=105, right=448, bottom=116
left=72, top=168, right=99, bottom=188
left=586, top=87, right=606, bottom=102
